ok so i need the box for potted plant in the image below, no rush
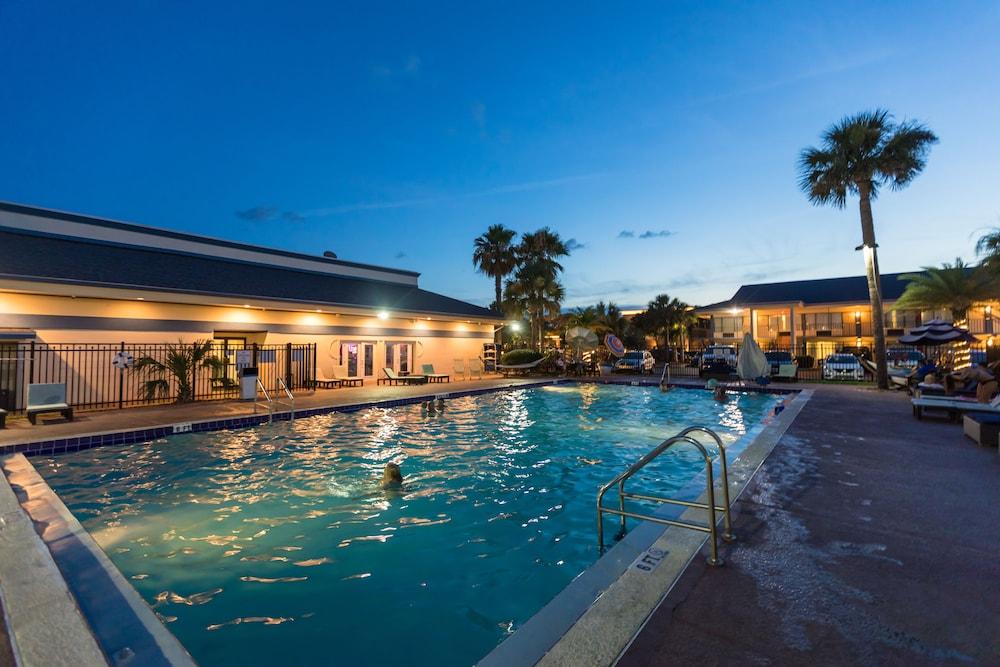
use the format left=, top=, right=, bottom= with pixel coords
left=596, top=348, right=614, bottom=376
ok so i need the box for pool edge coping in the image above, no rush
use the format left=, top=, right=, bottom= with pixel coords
left=478, top=387, right=812, bottom=667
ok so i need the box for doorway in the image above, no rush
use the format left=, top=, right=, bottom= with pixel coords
left=342, top=341, right=377, bottom=378
left=384, top=342, right=414, bottom=375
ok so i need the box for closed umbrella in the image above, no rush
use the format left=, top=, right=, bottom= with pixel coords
left=736, top=333, right=769, bottom=382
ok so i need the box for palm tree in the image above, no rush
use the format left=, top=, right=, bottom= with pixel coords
left=599, top=301, right=628, bottom=338
left=566, top=306, right=601, bottom=329
left=895, top=259, right=995, bottom=323
left=798, top=109, right=938, bottom=389
left=975, top=225, right=1000, bottom=274
left=473, top=224, right=518, bottom=314
left=505, top=261, right=565, bottom=350
left=517, top=228, right=569, bottom=270
left=895, top=259, right=997, bottom=369
left=133, top=340, right=228, bottom=403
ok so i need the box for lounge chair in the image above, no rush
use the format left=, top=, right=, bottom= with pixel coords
left=421, top=364, right=450, bottom=383
left=469, top=359, right=484, bottom=380
left=860, top=358, right=911, bottom=390
left=453, top=359, right=467, bottom=380
left=312, top=366, right=344, bottom=389
left=0, top=408, right=6, bottom=429
left=26, top=383, right=73, bottom=424
left=912, top=392, right=1000, bottom=421
left=774, top=362, right=798, bottom=382
left=378, top=367, right=427, bottom=386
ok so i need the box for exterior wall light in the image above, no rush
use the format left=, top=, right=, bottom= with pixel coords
left=377, top=310, right=390, bottom=320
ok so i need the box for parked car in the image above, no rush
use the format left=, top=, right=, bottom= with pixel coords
left=615, top=350, right=655, bottom=374
left=700, top=345, right=737, bottom=371
left=823, top=353, right=864, bottom=381
left=886, top=347, right=925, bottom=369
left=764, top=351, right=793, bottom=376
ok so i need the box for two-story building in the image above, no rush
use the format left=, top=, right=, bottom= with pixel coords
left=696, top=273, right=997, bottom=360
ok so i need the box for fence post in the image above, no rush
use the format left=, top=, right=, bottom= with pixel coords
left=252, top=342, right=259, bottom=368
left=285, top=342, right=293, bottom=389
left=312, top=343, right=317, bottom=389
left=118, top=341, right=125, bottom=410
left=29, top=340, right=36, bottom=384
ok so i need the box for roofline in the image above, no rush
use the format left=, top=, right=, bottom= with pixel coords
left=0, top=274, right=504, bottom=321
left=0, top=201, right=421, bottom=279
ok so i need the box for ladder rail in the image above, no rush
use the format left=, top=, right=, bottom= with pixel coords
left=275, top=376, right=295, bottom=422
left=597, top=426, right=733, bottom=567
left=254, top=378, right=274, bottom=423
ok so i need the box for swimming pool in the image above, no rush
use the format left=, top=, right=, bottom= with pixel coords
left=38, top=383, right=781, bottom=666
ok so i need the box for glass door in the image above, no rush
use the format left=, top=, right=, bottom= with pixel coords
left=383, top=342, right=414, bottom=375
left=345, top=343, right=359, bottom=377
left=363, top=343, right=374, bottom=377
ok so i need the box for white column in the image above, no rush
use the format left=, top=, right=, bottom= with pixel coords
left=750, top=308, right=758, bottom=341
left=789, top=306, right=796, bottom=355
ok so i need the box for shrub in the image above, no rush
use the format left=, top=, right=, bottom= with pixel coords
left=501, top=349, right=544, bottom=365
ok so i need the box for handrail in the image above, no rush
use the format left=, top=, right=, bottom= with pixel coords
left=597, top=427, right=734, bottom=566
left=276, top=376, right=295, bottom=422
left=254, top=378, right=274, bottom=422
left=676, top=426, right=733, bottom=542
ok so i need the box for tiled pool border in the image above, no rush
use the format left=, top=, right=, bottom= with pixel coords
left=1, top=378, right=802, bottom=666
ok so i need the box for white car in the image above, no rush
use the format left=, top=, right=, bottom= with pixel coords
left=615, top=350, right=655, bottom=374
left=823, top=353, right=864, bottom=381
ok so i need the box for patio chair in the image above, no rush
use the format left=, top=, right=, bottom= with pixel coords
left=312, top=365, right=344, bottom=389
left=912, top=392, right=1000, bottom=421
left=774, top=362, right=798, bottom=382
left=421, top=364, right=450, bottom=383
left=332, top=367, right=364, bottom=387
left=378, top=367, right=427, bottom=386
left=453, top=358, right=467, bottom=380
left=469, top=359, right=484, bottom=380
left=26, top=383, right=73, bottom=424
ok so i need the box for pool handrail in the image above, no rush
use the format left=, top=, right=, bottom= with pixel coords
left=596, top=427, right=733, bottom=566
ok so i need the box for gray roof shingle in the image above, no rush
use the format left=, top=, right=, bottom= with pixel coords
left=699, top=272, right=920, bottom=311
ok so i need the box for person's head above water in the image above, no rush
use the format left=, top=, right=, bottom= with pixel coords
left=381, top=462, right=403, bottom=488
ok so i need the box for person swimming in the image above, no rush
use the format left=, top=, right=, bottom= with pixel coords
left=380, top=462, right=404, bottom=489
left=713, top=385, right=728, bottom=402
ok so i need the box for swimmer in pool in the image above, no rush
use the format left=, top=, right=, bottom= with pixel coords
left=577, top=457, right=602, bottom=465
left=713, top=385, right=728, bottom=402
left=381, top=462, right=404, bottom=489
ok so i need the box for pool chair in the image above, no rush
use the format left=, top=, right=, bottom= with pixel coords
left=421, top=364, right=450, bottom=383
left=378, top=367, right=427, bottom=386
left=912, top=392, right=1000, bottom=421
left=312, top=366, right=343, bottom=389
left=26, top=383, right=73, bottom=425
left=453, top=358, right=467, bottom=380
left=469, top=359, right=484, bottom=380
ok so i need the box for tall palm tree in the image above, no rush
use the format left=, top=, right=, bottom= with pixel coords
left=473, top=224, right=518, bottom=314
left=599, top=301, right=628, bottom=337
left=798, top=109, right=938, bottom=389
left=505, top=261, right=565, bottom=350
left=975, top=226, right=1000, bottom=274
left=517, top=228, right=570, bottom=271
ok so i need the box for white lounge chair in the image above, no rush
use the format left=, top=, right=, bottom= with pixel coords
left=453, top=359, right=467, bottom=380
left=421, top=364, right=450, bottom=383
left=27, top=383, right=73, bottom=424
left=469, top=359, right=484, bottom=380
left=378, top=367, right=427, bottom=386
left=912, top=392, right=1000, bottom=421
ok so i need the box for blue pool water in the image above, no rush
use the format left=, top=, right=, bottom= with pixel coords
left=38, top=384, right=780, bottom=666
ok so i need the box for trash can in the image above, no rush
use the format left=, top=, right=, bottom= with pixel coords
left=239, top=367, right=259, bottom=401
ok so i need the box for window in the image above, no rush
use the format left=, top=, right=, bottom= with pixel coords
left=714, top=316, right=743, bottom=334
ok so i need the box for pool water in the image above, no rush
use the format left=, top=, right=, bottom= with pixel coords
left=38, top=384, right=780, bottom=666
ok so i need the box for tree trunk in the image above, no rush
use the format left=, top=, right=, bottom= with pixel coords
left=858, top=183, right=889, bottom=390
left=494, top=275, right=503, bottom=344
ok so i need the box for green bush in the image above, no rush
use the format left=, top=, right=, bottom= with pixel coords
left=501, top=349, right=544, bottom=365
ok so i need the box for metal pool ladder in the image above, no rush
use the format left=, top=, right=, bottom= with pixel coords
left=597, top=426, right=733, bottom=566
left=254, top=377, right=296, bottom=424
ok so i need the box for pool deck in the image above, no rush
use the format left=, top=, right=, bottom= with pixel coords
left=619, top=383, right=1000, bottom=666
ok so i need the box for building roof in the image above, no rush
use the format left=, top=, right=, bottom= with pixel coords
left=0, top=226, right=499, bottom=320
left=698, top=271, right=920, bottom=311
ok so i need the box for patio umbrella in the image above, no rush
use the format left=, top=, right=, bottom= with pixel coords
left=736, top=332, right=769, bottom=382
left=566, top=326, right=599, bottom=358
left=898, top=319, right=979, bottom=345
left=604, top=334, right=626, bottom=358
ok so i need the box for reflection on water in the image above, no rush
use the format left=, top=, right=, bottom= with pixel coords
left=39, top=384, right=779, bottom=667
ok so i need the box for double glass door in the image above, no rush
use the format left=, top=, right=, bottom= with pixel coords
left=343, top=342, right=375, bottom=378
left=384, top=342, right=414, bottom=375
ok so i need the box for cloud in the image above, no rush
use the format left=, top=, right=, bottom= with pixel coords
left=302, top=173, right=605, bottom=217
left=236, top=206, right=279, bottom=221
left=618, top=229, right=674, bottom=239
left=565, top=238, right=585, bottom=251
left=235, top=206, right=306, bottom=222
left=372, top=54, right=422, bottom=78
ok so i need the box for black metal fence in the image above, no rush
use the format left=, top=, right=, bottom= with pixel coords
left=0, top=342, right=316, bottom=414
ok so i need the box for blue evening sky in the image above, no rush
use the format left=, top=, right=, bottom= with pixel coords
left=2, top=2, right=998, bottom=308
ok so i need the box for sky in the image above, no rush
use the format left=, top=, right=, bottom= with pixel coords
left=2, top=1, right=999, bottom=309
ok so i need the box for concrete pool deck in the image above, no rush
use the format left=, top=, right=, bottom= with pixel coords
left=620, top=383, right=1000, bottom=665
